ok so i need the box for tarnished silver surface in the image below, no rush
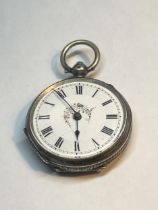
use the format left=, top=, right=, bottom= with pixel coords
left=60, top=40, right=100, bottom=77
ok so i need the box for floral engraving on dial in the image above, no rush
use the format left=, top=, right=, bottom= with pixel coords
left=64, top=103, right=94, bottom=127
left=33, top=81, right=124, bottom=159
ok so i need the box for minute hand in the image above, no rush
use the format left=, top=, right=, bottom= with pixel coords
left=54, top=90, right=77, bottom=113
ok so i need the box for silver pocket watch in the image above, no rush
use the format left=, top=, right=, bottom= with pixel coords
left=24, top=40, right=132, bottom=173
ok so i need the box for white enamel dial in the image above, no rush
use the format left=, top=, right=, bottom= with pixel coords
left=32, top=80, right=125, bottom=159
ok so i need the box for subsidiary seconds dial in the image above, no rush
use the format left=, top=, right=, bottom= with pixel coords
left=31, top=79, right=124, bottom=160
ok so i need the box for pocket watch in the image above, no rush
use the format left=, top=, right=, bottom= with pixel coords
left=24, top=40, right=132, bottom=173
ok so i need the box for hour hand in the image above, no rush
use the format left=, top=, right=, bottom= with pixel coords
left=74, top=120, right=80, bottom=152
left=75, top=127, right=80, bottom=139
left=75, top=120, right=80, bottom=139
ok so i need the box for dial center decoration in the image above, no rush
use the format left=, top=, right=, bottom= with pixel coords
left=64, top=103, right=93, bottom=124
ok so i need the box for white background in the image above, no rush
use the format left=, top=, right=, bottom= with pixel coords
left=0, top=0, right=158, bottom=210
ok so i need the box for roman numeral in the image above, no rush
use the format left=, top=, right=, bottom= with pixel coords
left=92, top=138, right=100, bottom=147
left=101, top=126, right=114, bottom=136
left=106, top=114, right=118, bottom=119
left=38, top=115, right=50, bottom=120
left=41, top=126, right=53, bottom=137
left=56, top=90, right=67, bottom=98
left=102, top=99, right=112, bottom=106
left=76, top=85, right=83, bottom=94
left=55, top=137, right=64, bottom=148
left=75, top=141, right=80, bottom=152
left=92, top=89, right=99, bottom=97
left=44, top=101, right=55, bottom=106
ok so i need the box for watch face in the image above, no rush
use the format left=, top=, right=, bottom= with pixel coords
left=29, top=78, right=126, bottom=160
